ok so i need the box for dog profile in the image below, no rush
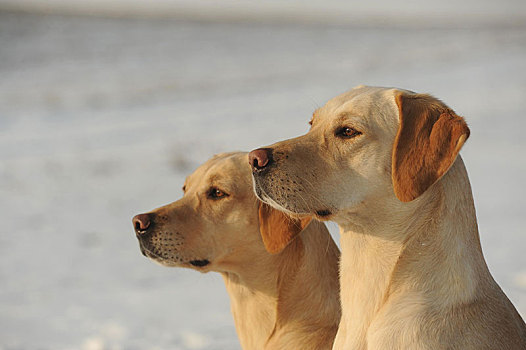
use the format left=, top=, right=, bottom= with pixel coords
left=132, top=152, right=341, bottom=350
left=249, top=86, right=526, bottom=349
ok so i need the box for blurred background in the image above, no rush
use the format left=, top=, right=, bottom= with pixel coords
left=1, top=1, right=526, bottom=349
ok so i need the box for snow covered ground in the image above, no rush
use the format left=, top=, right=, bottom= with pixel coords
left=1, top=4, right=526, bottom=349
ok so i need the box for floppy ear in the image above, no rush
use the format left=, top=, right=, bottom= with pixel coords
left=258, top=203, right=312, bottom=254
left=392, top=91, right=470, bottom=202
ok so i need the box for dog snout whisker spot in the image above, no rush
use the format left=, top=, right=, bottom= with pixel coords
left=133, top=213, right=152, bottom=235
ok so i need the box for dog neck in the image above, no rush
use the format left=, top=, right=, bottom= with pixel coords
left=335, top=156, right=492, bottom=347
left=221, top=221, right=340, bottom=350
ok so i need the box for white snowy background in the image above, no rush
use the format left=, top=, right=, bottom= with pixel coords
left=1, top=1, right=525, bottom=349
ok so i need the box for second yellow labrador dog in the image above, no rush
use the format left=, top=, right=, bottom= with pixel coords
left=132, top=152, right=341, bottom=350
left=249, top=86, right=526, bottom=349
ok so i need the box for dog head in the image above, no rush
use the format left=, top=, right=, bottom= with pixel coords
left=132, top=152, right=312, bottom=272
left=250, top=86, right=469, bottom=224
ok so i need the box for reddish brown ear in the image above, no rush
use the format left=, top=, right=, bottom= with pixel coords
left=392, top=92, right=470, bottom=202
left=258, top=203, right=312, bottom=254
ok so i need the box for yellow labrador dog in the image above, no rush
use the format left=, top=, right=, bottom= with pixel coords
left=249, top=86, right=526, bottom=350
left=132, top=152, right=340, bottom=350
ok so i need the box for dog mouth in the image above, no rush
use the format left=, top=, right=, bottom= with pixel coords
left=139, top=244, right=210, bottom=268
left=315, top=209, right=333, bottom=219
left=139, top=245, right=166, bottom=261
left=139, top=244, right=152, bottom=258
left=255, top=186, right=298, bottom=215
left=189, top=259, right=210, bottom=267
left=253, top=177, right=335, bottom=220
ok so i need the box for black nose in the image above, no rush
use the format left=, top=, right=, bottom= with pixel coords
left=249, top=148, right=272, bottom=171
left=133, top=213, right=152, bottom=235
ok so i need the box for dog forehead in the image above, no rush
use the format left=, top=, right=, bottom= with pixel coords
left=316, top=86, right=400, bottom=126
left=189, top=152, right=250, bottom=187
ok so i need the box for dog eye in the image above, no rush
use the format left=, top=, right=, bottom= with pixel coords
left=336, top=126, right=362, bottom=139
left=182, top=185, right=186, bottom=193
left=208, top=187, right=228, bottom=200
